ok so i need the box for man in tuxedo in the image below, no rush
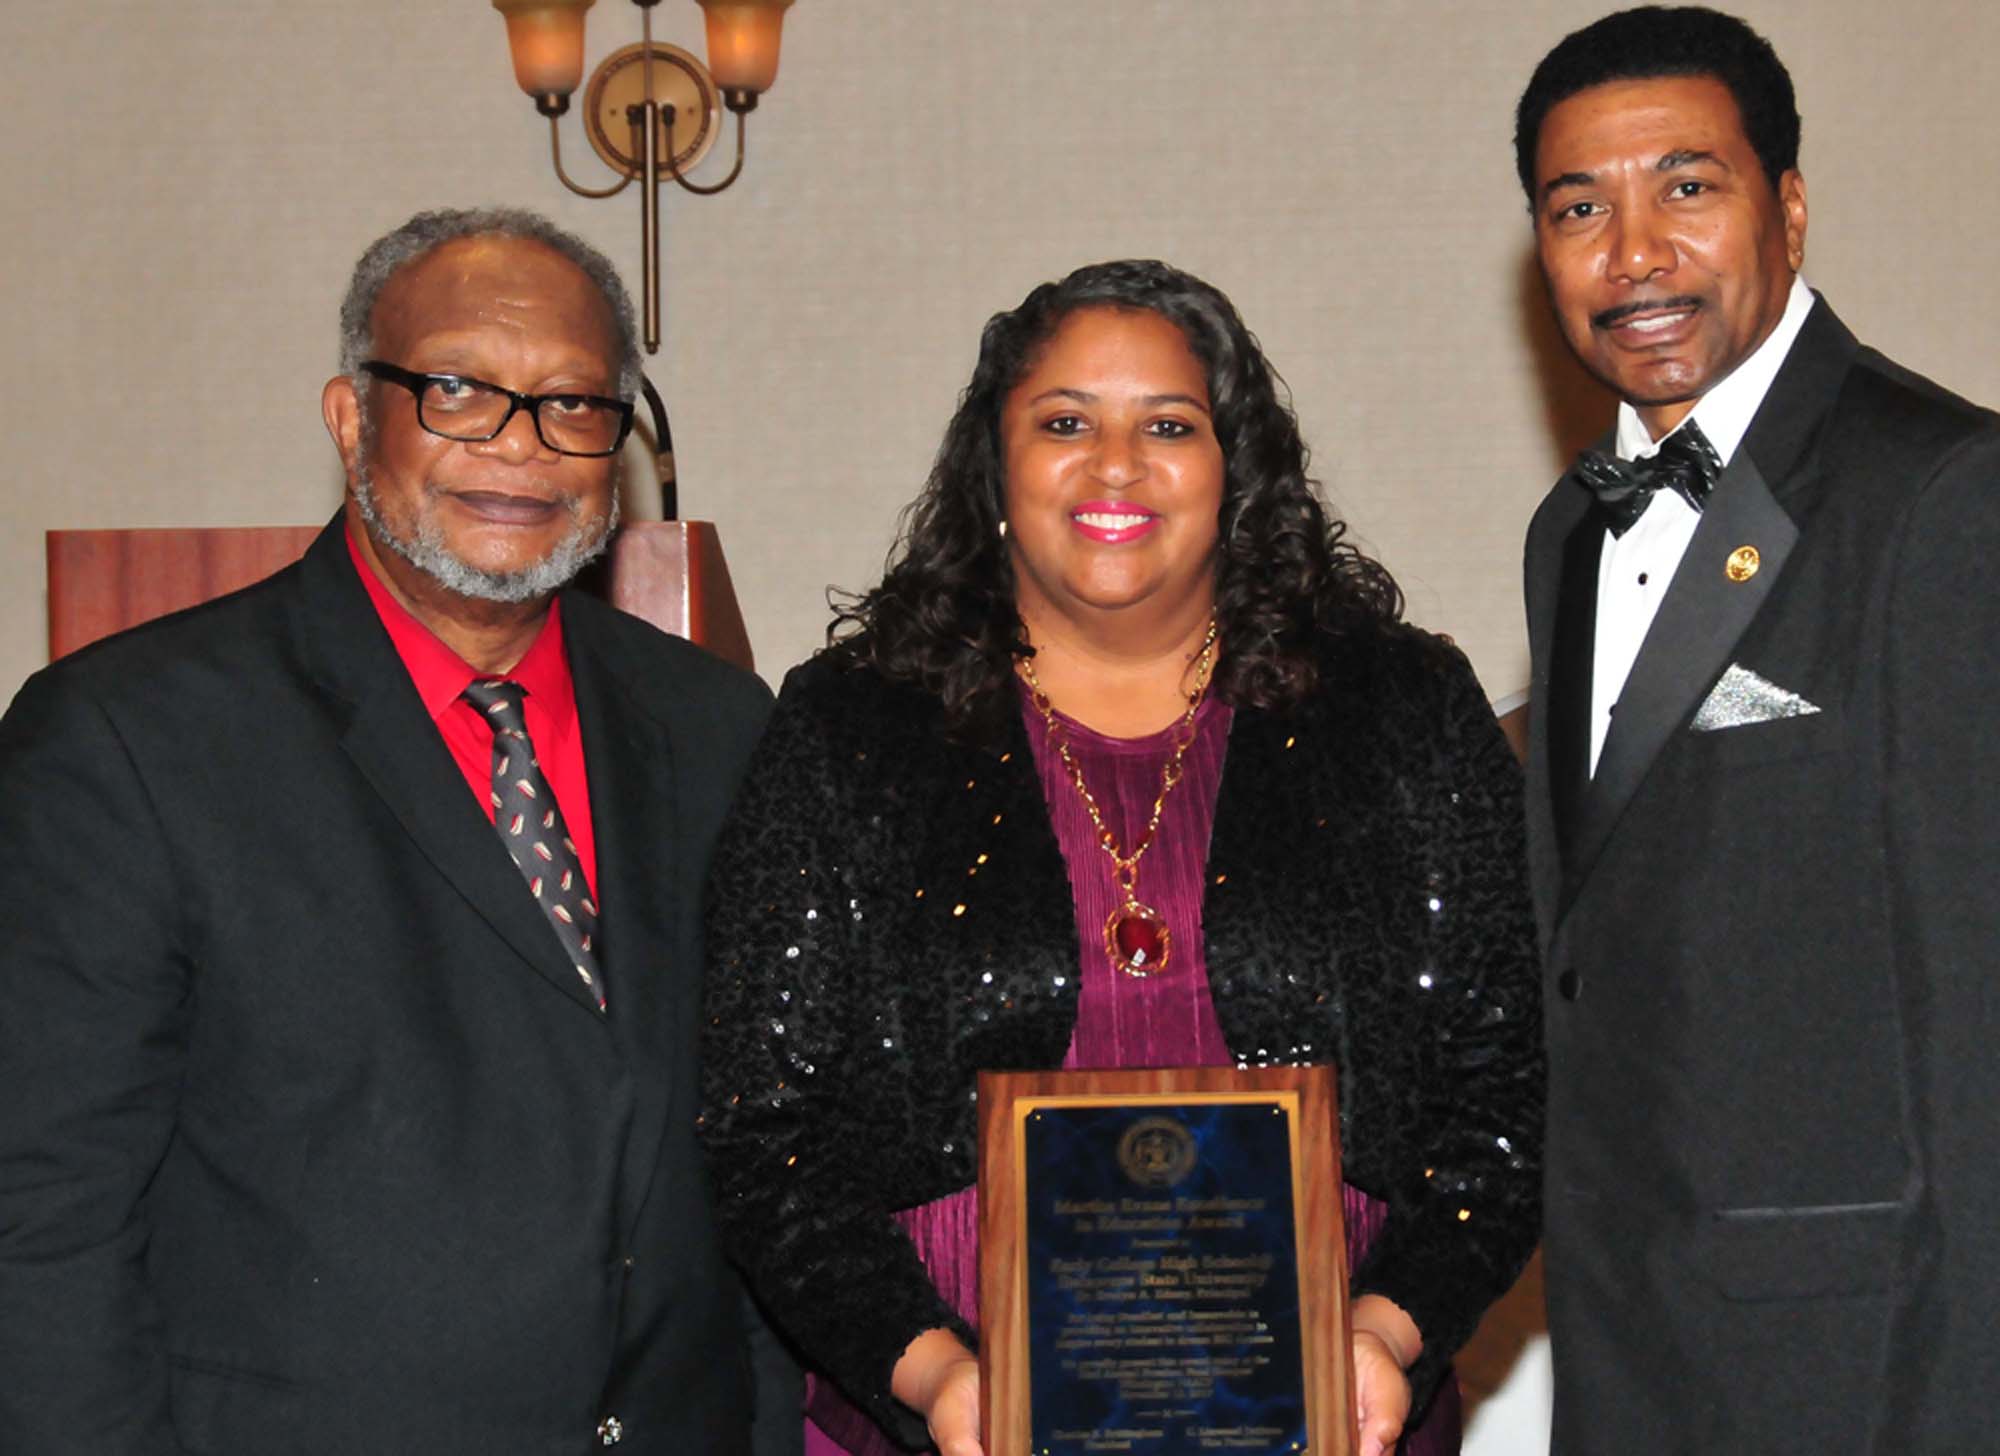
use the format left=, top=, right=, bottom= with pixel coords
left=0, top=208, right=792, bottom=1453
left=1516, top=8, right=2000, bottom=1452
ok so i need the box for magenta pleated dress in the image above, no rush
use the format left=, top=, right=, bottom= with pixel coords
left=803, top=694, right=1462, bottom=1455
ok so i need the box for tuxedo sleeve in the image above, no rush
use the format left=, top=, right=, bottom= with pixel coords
left=698, top=669, right=970, bottom=1448
left=0, top=668, right=190, bottom=1454
left=1878, top=429, right=2000, bottom=1448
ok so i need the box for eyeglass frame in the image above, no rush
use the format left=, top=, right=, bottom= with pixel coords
left=359, top=360, right=636, bottom=459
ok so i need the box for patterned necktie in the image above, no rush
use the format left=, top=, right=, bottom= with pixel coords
left=1570, top=418, right=1724, bottom=538
left=462, top=679, right=605, bottom=1012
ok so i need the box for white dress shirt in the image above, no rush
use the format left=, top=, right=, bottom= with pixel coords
left=1587, top=275, right=1817, bottom=774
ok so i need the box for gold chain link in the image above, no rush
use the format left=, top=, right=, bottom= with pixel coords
left=1018, top=619, right=1220, bottom=890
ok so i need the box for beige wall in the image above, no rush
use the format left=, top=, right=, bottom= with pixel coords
left=6, top=4, right=1996, bottom=1449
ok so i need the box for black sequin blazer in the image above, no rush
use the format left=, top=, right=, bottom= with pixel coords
left=699, top=622, right=1543, bottom=1441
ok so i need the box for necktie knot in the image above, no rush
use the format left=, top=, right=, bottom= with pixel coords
left=1571, top=419, right=1724, bottom=537
left=464, top=677, right=529, bottom=727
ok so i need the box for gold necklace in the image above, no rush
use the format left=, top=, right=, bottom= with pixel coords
left=1018, top=619, right=1220, bottom=977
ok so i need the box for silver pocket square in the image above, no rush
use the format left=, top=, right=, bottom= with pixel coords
left=1691, top=663, right=1821, bottom=731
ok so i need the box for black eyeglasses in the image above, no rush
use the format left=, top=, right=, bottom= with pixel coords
left=360, top=361, right=635, bottom=458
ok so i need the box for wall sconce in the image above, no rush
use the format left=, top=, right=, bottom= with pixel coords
left=492, top=0, right=796, bottom=354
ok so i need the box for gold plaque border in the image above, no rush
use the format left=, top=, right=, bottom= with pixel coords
left=977, top=1065, right=1352, bottom=1456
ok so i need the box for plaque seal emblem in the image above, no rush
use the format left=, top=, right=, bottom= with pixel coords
left=1117, top=1115, right=1198, bottom=1188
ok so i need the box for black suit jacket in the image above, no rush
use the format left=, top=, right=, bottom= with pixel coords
left=1523, top=299, right=2000, bottom=1453
left=700, top=625, right=1543, bottom=1442
left=0, top=521, right=783, bottom=1455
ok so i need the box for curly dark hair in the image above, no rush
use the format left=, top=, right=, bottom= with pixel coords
left=829, top=258, right=1403, bottom=730
left=1514, top=6, right=1800, bottom=206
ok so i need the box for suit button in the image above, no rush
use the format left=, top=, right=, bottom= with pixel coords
left=1558, top=970, right=1583, bottom=1001
left=598, top=1415, right=623, bottom=1445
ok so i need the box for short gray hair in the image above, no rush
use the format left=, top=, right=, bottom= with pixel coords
left=337, top=206, right=644, bottom=399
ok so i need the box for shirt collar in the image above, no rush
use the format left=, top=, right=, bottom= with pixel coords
left=1616, top=274, right=1817, bottom=466
left=343, top=524, right=572, bottom=728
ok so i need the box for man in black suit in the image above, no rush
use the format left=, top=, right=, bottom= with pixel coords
left=0, top=208, right=790, bottom=1453
left=1515, top=9, right=2000, bottom=1452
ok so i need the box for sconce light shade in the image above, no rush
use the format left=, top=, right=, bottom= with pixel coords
left=494, top=0, right=597, bottom=100
left=694, top=0, right=795, bottom=95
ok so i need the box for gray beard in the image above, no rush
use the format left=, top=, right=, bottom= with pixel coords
left=353, top=460, right=621, bottom=605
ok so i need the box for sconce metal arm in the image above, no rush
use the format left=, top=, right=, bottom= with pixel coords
left=659, top=106, right=747, bottom=196
left=548, top=113, right=636, bottom=200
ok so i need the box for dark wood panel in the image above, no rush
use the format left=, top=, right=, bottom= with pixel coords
left=46, top=522, right=755, bottom=675
left=47, top=526, right=323, bottom=660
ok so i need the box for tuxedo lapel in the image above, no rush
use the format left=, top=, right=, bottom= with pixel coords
left=1547, top=514, right=1603, bottom=862
left=1563, top=448, right=1799, bottom=901
left=293, top=521, right=611, bottom=1017
left=1524, top=466, right=1596, bottom=939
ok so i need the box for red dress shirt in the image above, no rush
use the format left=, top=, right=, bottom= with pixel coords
left=345, top=527, right=599, bottom=895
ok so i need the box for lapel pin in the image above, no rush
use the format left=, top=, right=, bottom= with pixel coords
left=1725, top=545, right=1760, bottom=582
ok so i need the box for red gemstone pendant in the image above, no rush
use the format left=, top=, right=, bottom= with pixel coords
left=1105, top=900, right=1171, bottom=977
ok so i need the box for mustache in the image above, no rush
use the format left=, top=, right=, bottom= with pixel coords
left=1592, top=295, right=1704, bottom=330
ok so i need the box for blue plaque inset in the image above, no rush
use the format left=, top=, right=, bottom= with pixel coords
left=1021, top=1100, right=1306, bottom=1455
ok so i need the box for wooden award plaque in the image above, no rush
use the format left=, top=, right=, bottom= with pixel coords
left=978, top=1065, right=1352, bottom=1456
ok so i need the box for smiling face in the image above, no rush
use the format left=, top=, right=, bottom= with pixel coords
left=1533, top=73, right=1806, bottom=437
left=324, top=235, right=622, bottom=615
left=999, top=306, right=1226, bottom=640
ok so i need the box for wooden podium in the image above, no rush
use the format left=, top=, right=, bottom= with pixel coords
left=45, top=521, right=753, bottom=672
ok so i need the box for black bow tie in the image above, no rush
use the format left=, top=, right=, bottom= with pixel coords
left=1570, top=420, right=1724, bottom=537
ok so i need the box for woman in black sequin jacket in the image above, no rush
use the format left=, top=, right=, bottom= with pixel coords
left=699, top=261, right=1542, bottom=1456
